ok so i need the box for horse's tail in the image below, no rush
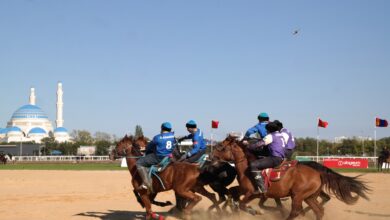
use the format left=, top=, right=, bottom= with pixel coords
left=299, top=161, right=370, bottom=205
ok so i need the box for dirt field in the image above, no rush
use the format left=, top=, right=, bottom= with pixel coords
left=0, top=170, right=389, bottom=220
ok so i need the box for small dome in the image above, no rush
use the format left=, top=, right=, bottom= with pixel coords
left=29, top=127, right=47, bottom=134
left=0, top=128, right=8, bottom=134
left=54, top=127, right=68, bottom=133
left=7, top=126, right=22, bottom=133
left=11, top=104, right=49, bottom=119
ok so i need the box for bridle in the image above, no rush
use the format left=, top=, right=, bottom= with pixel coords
left=112, top=140, right=144, bottom=159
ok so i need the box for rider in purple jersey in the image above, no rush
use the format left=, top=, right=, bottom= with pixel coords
left=247, top=122, right=285, bottom=193
left=274, top=120, right=296, bottom=160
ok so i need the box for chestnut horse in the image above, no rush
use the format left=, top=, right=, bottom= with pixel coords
left=110, top=135, right=218, bottom=219
left=211, top=136, right=370, bottom=220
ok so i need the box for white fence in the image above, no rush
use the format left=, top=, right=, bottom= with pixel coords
left=13, top=155, right=110, bottom=162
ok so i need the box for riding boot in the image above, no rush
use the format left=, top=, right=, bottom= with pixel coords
left=251, top=171, right=267, bottom=193
left=137, top=166, right=153, bottom=193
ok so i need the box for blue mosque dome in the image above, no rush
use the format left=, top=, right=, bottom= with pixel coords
left=29, top=127, right=47, bottom=134
left=0, top=128, right=8, bottom=134
left=7, top=126, right=22, bottom=133
left=54, top=127, right=68, bottom=133
left=11, top=104, right=49, bottom=119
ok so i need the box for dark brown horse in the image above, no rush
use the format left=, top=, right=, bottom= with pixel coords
left=377, top=153, right=390, bottom=171
left=0, top=154, right=7, bottom=165
left=110, top=135, right=218, bottom=219
left=211, top=135, right=370, bottom=220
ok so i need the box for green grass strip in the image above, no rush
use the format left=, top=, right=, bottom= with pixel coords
left=0, top=163, right=128, bottom=170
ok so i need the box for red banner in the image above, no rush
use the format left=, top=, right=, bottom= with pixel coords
left=323, top=158, right=368, bottom=169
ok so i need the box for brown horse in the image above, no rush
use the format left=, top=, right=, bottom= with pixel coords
left=211, top=135, right=370, bottom=220
left=110, top=135, right=218, bottom=219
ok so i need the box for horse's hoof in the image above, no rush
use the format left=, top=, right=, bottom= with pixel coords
left=151, top=212, right=165, bottom=220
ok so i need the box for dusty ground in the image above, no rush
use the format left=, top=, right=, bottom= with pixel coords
left=0, top=170, right=389, bottom=220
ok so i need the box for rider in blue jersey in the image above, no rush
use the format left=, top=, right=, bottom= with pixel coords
left=179, top=120, right=207, bottom=163
left=136, top=122, right=176, bottom=191
left=245, top=112, right=270, bottom=139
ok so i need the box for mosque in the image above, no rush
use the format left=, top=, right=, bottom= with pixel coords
left=0, top=82, right=71, bottom=143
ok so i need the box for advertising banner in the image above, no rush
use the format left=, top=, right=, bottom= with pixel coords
left=323, top=158, right=368, bottom=169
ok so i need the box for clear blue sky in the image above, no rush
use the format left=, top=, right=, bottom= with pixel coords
left=0, top=0, right=389, bottom=140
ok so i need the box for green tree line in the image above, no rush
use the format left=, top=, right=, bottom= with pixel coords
left=295, top=137, right=390, bottom=156
left=40, top=125, right=145, bottom=156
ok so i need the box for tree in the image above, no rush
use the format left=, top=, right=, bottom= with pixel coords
left=94, top=131, right=112, bottom=142
left=135, top=125, right=144, bottom=138
left=70, top=130, right=94, bottom=145
left=95, top=140, right=111, bottom=155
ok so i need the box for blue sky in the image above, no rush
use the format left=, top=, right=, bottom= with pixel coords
left=0, top=0, right=389, bottom=140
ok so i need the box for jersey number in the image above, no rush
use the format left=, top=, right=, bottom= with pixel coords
left=166, top=141, right=172, bottom=149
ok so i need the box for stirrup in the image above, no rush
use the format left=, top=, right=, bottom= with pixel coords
left=137, top=184, right=148, bottom=191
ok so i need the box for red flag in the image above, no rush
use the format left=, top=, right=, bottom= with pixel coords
left=211, top=120, right=219, bottom=129
left=318, top=119, right=328, bottom=128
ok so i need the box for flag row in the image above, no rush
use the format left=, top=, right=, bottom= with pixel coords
left=318, top=117, right=388, bottom=128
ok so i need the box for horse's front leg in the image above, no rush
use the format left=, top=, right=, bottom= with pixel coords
left=239, top=192, right=261, bottom=215
left=139, top=192, right=154, bottom=219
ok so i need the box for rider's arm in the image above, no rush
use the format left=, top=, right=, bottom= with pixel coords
left=248, top=134, right=273, bottom=151
left=244, top=126, right=258, bottom=138
left=177, top=135, right=189, bottom=142
left=145, top=137, right=157, bottom=154
left=188, top=135, right=201, bottom=157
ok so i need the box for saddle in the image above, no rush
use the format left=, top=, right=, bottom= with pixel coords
left=147, top=156, right=172, bottom=190
left=261, top=160, right=298, bottom=188
left=195, top=154, right=208, bottom=168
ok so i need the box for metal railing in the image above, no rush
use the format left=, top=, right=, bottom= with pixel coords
left=13, top=155, right=110, bottom=162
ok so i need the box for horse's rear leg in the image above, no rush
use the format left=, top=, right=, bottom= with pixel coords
left=304, top=196, right=324, bottom=220
left=194, top=185, right=221, bottom=212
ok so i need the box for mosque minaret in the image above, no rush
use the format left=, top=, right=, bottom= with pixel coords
left=56, top=82, right=64, bottom=128
left=29, top=87, right=36, bottom=105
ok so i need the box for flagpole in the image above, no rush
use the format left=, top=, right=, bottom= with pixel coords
left=317, top=118, right=319, bottom=162
left=374, top=129, right=377, bottom=158
left=374, top=117, right=377, bottom=158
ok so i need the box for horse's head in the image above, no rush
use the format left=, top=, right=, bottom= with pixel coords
left=110, top=135, right=142, bottom=160
left=211, top=135, right=244, bottom=165
left=133, top=135, right=148, bottom=151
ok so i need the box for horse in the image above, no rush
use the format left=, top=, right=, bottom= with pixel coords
left=211, top=135, right=370, bottom=220
left=0, top=154, right=7, bottom=164
left=110, top=135, right=219, bottom=219
left=377, top=150, right=390, bottom=172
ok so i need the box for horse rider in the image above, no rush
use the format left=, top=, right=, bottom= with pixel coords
left=247, top=121, right=285, bottom=193
left=136, top=122, right=176, bottom=192
left=380, top=146, right=390, bottom=159
left=178, top=120, right=207, bottom=163
left=244, top=112, right=270, bottom=139
left=274, top=120, right=296, bottom=160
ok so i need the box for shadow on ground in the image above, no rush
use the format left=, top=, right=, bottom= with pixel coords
left=75, top=209, right=238, bottom=220
left=345, top=210, right=390, bottom=218
left=75, top=210, right=165, bottom=220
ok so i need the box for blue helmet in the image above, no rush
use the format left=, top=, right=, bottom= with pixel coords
left=258, top=112, right=269, bottom=121
left=186, top=120, right=197, bottom=128
left=161, top=122, right=172, bottom=131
